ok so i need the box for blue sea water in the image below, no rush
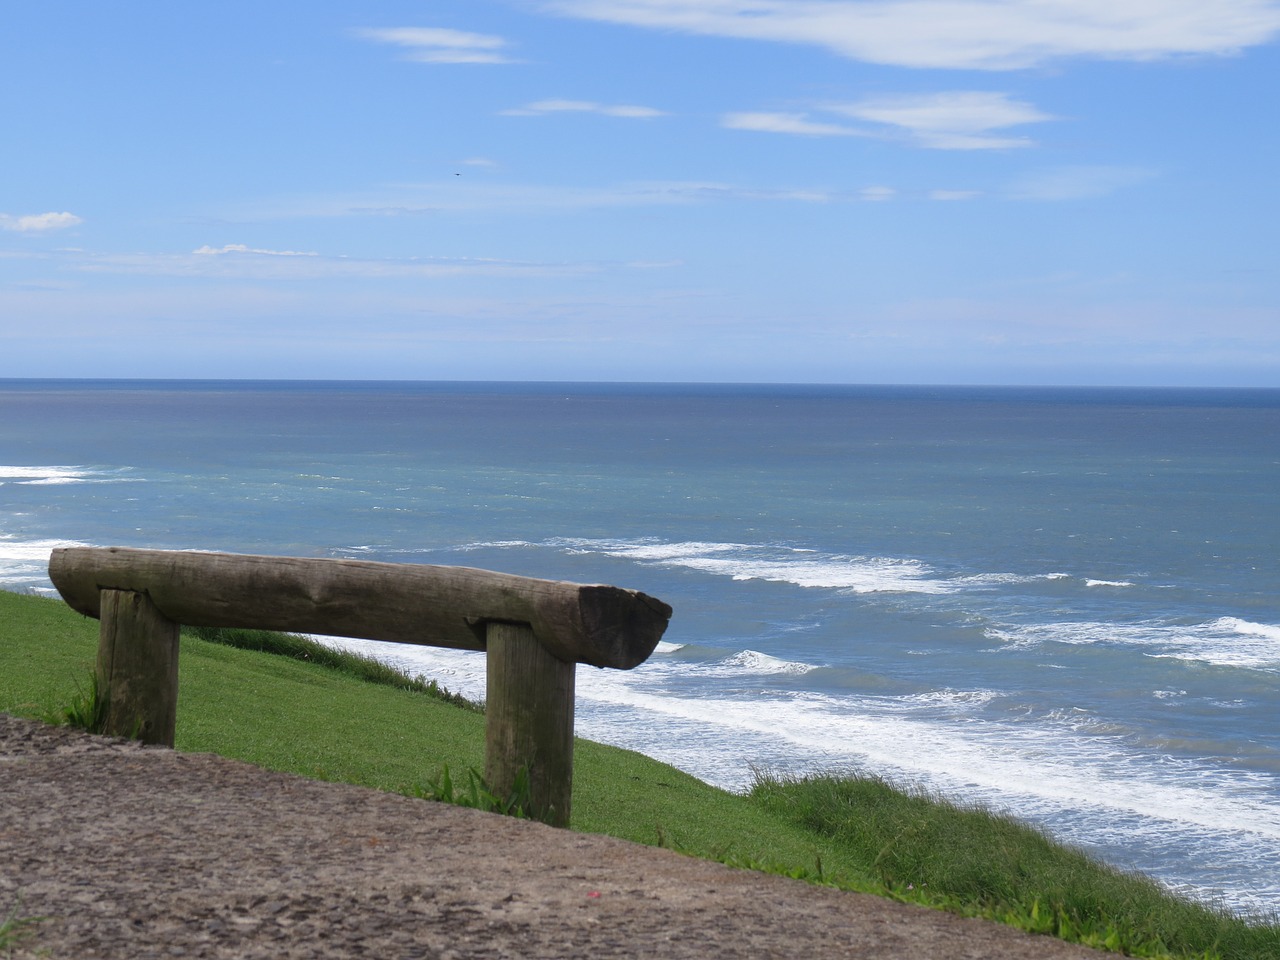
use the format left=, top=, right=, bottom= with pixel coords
left=2, top=379, right=1278, bottom=915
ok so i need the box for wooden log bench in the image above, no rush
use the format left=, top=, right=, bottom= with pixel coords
left=48, top=546, right=672, bottom=827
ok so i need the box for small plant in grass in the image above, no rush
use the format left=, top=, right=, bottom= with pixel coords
left=0, top=897, right=44, bottom=953
left=412, top=764, right=532, bottom=819
left=45, top=671, right=107, bottom=734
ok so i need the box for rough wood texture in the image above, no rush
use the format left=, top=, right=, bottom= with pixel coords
left=96, top=588, right=180, bottom=746
left=49, top=546, right=670, bottom=825
left=484, top=621, right=576, bottom=828
left=49, top=547, right=671, bottom=669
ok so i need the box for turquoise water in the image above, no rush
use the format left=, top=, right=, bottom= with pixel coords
left=2, top=379, right=1277, bottom=913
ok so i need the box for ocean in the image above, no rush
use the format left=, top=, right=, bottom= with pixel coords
left=1, top=379, right=1277, bottom=915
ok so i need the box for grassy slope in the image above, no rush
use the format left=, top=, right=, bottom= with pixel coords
left=0, top=592, right=859, bottom=879
left=4, top=590, right=1277, bottom=959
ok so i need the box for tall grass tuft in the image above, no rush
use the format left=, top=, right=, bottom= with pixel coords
left=412, top=764, right=533, bottom=819
left=184, top=625, right=483, bottom=712
left=749, top=771, right=1280, bottom=960
left=0, top=897, right=43, bottom=952
left=45, top=671, right=108, bottom=734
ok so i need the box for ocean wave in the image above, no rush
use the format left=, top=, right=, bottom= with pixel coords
left=1213, top=616, right=1280, bottom=642
left=473, top=536, right=1114, bottom=598
left=546, top=537, right=957, bottom=594
left=888, top=688, right=1001, bottom=712
left=457, top=539, right=538, bottom=551
left=688, top=649, right=814, bottom=677
left=955, top=572, right=1070, bottom=587
left=0, top=465, right=139, bottom=485
left=988, top=617, right=1280, bottom=670
left=0, top=535, right=90, bottom=588
left=568, top=674, right=1280, bottom=844
left=0, top=465, right=95, bottom=485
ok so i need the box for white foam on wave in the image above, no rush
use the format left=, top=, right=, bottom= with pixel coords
left=0, top=465, right=92, bottom=484
left=956, top=572, right=1069, bottom=587
left=691, top=649, right=814, bottom=677
left=564, top=539, right=745, bottom=563
left=1085, top=579, right=1134, bottom=588
left=891, top=688, right=1001, bottom=711
left=458, top=539, right=538, bottom=551
left=548, top=537, right=956, bottom=594
left=988, top=617, right=1280, bottom=670
left=0, top=465, right=141, bottom=486
left=475, top=536, right=1094, bottom=598
left=0, top=535, right=90, bottom=588
left=567, top=666, right=1280, bottom=913
left=1214, top=616, right=1280, bottom=642
left=605, top=657, right=1280, bottom=845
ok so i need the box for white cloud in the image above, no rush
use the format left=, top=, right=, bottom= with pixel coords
left=502, top=98, right=667, bottom=117
left=1006, top=165, right=1155, bottom=200
left=0, top=211, right=83, bottom=232
left=193, top=243, right=319, bottom=256
left=721, top=111, right=859, bottom=136
left=725, top=92, right=1051, bottom=148
left=828, top=91, right=1053, bottom=149
left=211, top=179, right=839, bottom=222
left=356, top=26, right=515, bottom=64
left=49, top=246, right=648, bottom=282
left=539, top=1, right=1280, bottom=70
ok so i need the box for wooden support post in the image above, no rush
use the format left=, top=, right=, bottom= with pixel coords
left=484, top=620, right=576, bottom=828
left=96, top=589, right=180, bottom=746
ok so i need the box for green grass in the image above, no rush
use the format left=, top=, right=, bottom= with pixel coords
left=3, top=588, right=1277, bottom=959
left=185, top=624, right=483, bottom=712
left=0, top=897, right=43, bottom=954
left=750, top=771, right=1273, bottom=958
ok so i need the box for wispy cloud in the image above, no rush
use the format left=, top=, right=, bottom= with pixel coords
left=539, top=1, right=1280, bottom=70
left=210, top=179, right=841, bottom=222
left=1006, top=165, right=1156, bottom=200
left=725, top=92, right=1052, bottom=149
left=828, top=92, right=1053, bottom=149
left=502, top=98, right=667, bottom=117
left=193, top=243, right=319, bottom=257
left=0, top=211, right=83, bottom=233
left=356, top=26, right=516, bottom=64
left=76, top=249, right=601, bottom=281
left=721, top=111, right=860, bottom=137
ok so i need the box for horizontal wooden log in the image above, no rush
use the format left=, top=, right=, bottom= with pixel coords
left=49, top=547, right=671, bottom=670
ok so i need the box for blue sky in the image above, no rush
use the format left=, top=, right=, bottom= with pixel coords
left=3, top=1, right=1279, bottom=385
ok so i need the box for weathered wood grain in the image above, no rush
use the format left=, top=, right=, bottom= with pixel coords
left=485, top=620, right=575, bottom=827
left=49, top=546, right=672, bottom=824
left=49, top=547, right=671, bottom=669
left=97, top=588, right=180, bottom=745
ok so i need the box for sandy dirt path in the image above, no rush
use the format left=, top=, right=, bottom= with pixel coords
left=0, top=714, right=1107, bottom=959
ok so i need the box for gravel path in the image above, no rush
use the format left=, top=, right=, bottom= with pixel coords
left=0, top=713, right=1107, bottom=959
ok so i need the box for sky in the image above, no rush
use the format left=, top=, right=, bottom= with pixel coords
left=3, top=1, right=1279, bottom=386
